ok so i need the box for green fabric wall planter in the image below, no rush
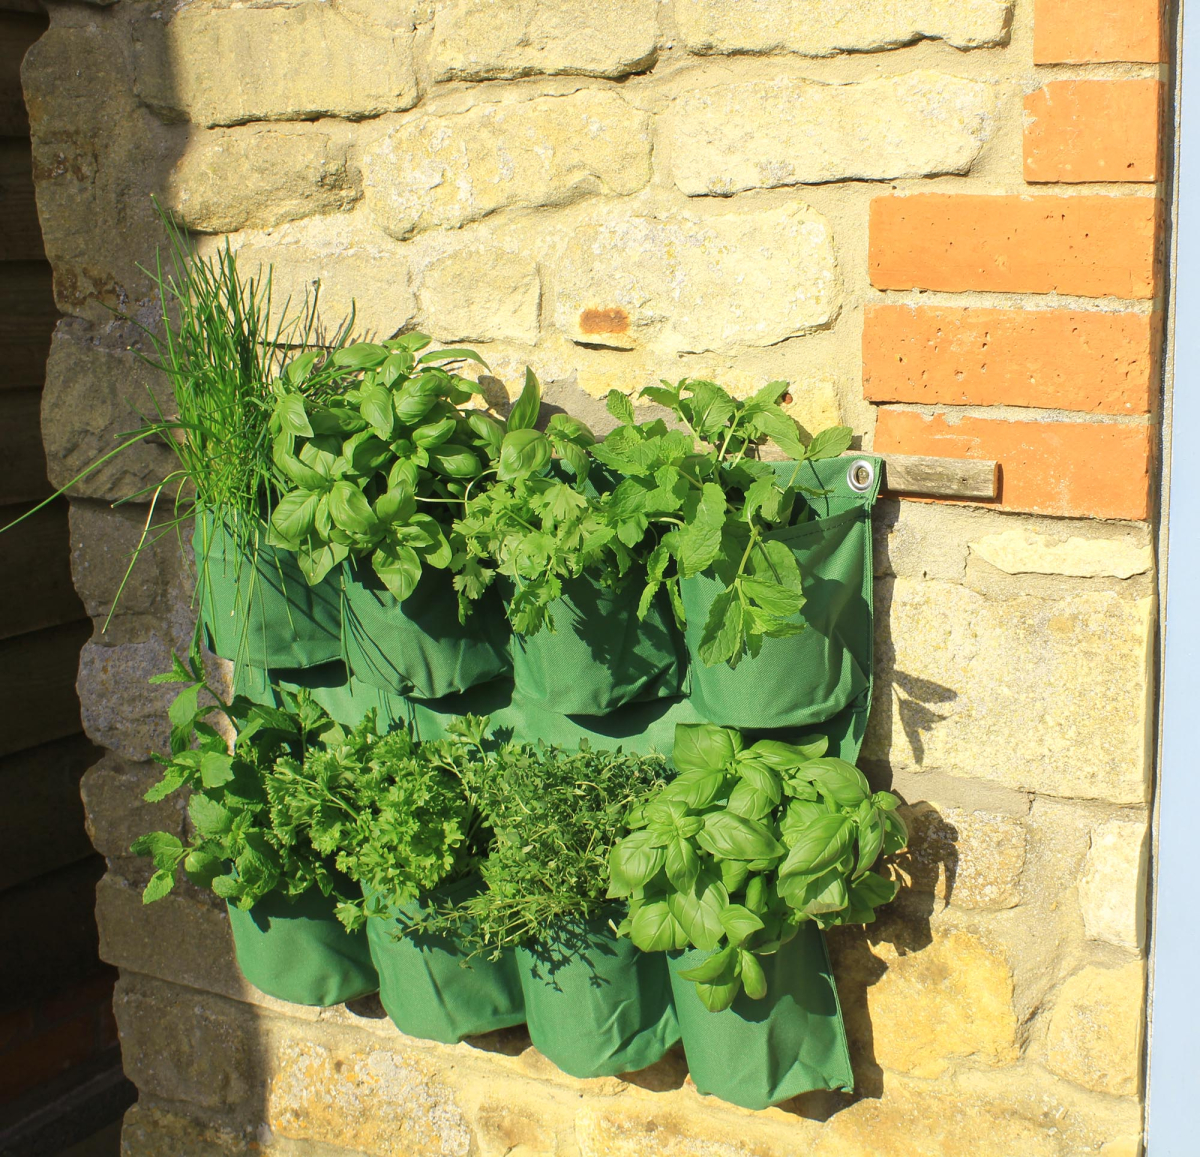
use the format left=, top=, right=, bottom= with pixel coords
left=363, top=880, right=525, bottom=1044
left=507, top=573, right=687, bottom=717
left=342, top=563, right=510, bottom=700
left=225, top=887, right=378, bottom=1007
left=667, top=924, right=854, bottom=1110
left=515, top=912, right=680, bottom=1078
left=194, top=509, right=342, bottom=670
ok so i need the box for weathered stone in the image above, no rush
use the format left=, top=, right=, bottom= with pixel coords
left=1079, top=815, right=1149, bottom=951
left=864, top=579, right=1153, bottom=803
left=81, top=754, right=184, bottom=861
left=670, top=71, right=996, bottom=196
left=120, top=1103, right=255, bottom=1157
left=134, top=4, right=419, bottom=127
left=831, top=921, right=1019, bottom=1079
left=415, top=248, right=541, bottom=346
left=970, top=528, right=1153, bottom=579
left=78, top=636, right=183, bottom=761
left=1045, top=962, right=1145, bottom=1096
left=675, top=0, right=1013, bottom=56
left=164, top=126, right=361, bottom=234
left=471, top=1099, right=561, bottom=1157
left=899, top=801, right=1027, bottom=909
left=363, top=91, right=651, bottom=239
left=429, top=0, right=658, bottom=80
left=268, top=1038, right=472, bottom=1155
left=552, top=202, right=840, bottom=355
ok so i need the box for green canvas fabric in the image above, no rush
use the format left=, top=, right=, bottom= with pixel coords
left=667, top=924, right=854, bottom=1110
left=681, top=456, right=881, bottom=741
left=193, top=508, right=342, bottom=670
left=505, top=573, right=687, bottom=717
left=225, top=887, right=378, bottom=1007
left=342, top=562, right=510, bottom=700
left=363, top=879, right=525, bottom=1044
left=515, top=912, right=680, bottom=1078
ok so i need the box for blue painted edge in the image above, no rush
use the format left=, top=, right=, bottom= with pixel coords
left=1145, top=5, right=1200, bottom=1153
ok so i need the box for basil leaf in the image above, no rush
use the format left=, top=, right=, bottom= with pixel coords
left=719, top=903, right=765, bottom=946
left=666, top=870, right=728, bottom=951
left=629, top=899, right=688, bottom=952
left=329, top=481, right=377, bottom=536
left=275, top=394, right=313, bottom=438
left=664, top=836, right=700, bottom=893
left=334, top=342, right=390, bottom=369
left=373, top=542, right=422, bottom=601
left=607, top=829, right=666, bottom=896
left=673, top=723, right=741, bottom=775
left=506, top=367, right=542, bottom=432
left=738, top=949, right=768, bottom=999
left=269, top=491, right=319, bottom=547
left=779, top=814, right=855, bottom=876
left=497, top=429, right=551, bottom=481
left=678, top=943, right=737, bottom=984
left=697, top=813, right=785, bottom=862
left=428, top=446, right=483, bottom=479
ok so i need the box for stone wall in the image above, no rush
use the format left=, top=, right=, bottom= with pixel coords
left=23, top=1, right=1165, bottom=1153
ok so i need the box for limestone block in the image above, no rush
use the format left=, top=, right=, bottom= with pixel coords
left=864, top=579, right=1153, bottom=803
left=81, top=754, right=184, bottom=860
left=363, top=91, right=651, bottom=239
left=675, top=0, right=1013, bottom=57
left=1079, top=816, right=1149, bottom=951
left=970, top=528, right=1153, bottom=579
left=551, top=202, right=840, bottom=356
left=120, top=1104, right=252, bottom=1157
left=41, top=320, right=176, bottom=502
left=268, top=1038, right=472, bottom=1156
left=134, top=4, right=419, bottom=127
left=830, top=922, right=1018, bottom=1079
left=899, top=802, right=1027, bottom=909
left=1046, top=962, right=1145, bottom=1095
left=429, top=0, right=659, bottom=80
left=415, top=248, right=541, bottom=345
left=78, top=637, right=179, bottom=761
left=670, top=71, right=997, bottom=196
left=164, top=126, right=361, bottom=234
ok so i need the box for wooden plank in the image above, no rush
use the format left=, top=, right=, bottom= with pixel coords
left=0, top=261, right=55, bottom=389
left=0, top=500, right=84, bottom=640
left=0, top=619, right=88, bottom=757
left=0, top=138, right=44, bottom=261
left=0, top=2, right=45, bottom=14
left=0, top=387, right=50, bottom=503
left=0, top=12, right=47, bottom=138
left=878, top=453, right=1000, bottom=500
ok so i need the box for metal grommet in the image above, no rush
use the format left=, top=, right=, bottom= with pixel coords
left=847, top=458, right=875, bottom=493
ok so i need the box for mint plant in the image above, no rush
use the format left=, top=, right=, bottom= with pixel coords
left=607, top=723, right=905, bottom=1011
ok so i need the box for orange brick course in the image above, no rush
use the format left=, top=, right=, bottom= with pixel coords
left=869, top=194, right=1159, bottom=299
left=863, top=305, right=1156, bottom=414
left=873, top=409, right=1152, bottom=520
left=1034, top=0, right=1164, bottom=63
left=1024, top=80, right=1163, bottom=183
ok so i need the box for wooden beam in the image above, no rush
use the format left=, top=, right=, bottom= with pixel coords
left=0, top=387, right=49, bottom=503
left=878, top=453, right=999, bottom=501
left=0, top=619, right=89, bottom=758
left=0, top=500, right=84, bottom=640
left=0, top=12, right=47, bottom=138
left=0, top=139, right=43, bottom=262
left=0, top=261, right=55, bottom=389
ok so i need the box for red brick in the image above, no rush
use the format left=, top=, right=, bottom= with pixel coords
left=869, top=194, right=1159, bottom=299
left=1025, top=80, right=1163, bottom=183
left=874, top=410, right=1152, bottom=520
left=1034, top=0, right=1164, bottom=63
left=862, top=305, right=1156, bottom=414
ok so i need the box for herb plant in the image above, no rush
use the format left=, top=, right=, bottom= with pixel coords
left=593, top=381, right=854, bottom=666
left=607, top=723, right=905, bottom=1011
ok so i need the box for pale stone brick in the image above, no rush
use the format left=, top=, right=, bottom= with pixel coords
left=1079, top=816, right=1149, bottom=951
left=165, top=126, right=361, bottom=234
left=363, top=91, right=651, bottom=240
left=81, top=755, right=185, bottom=861
left=863, top=580, right=1153, bottom=804
left=415, top=248, right=541, bottom=346
left=970, top=528, right=1153, bottom=579
left=133, top=3, right=419, bottom=127
left=675, top=0, right=1013, bottom=57
left=670, top=71, right=997, bottom=196
left=79, top=635, right=184, bottom=761
left=551, top=202, right=840, bottom=356
left=429, top=0, right=658, bottom=80
left=1046, top=962, right=1145, bottom=1096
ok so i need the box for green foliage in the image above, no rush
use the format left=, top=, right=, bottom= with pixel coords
left=607, top=723, right=906, bottom=1011
left=594, top=379, right=854, bottom=666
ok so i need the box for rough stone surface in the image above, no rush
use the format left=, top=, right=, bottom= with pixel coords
left=1079, top=816, right=1150, bottom=951
left=864, top=579, right=1153, bottom=803
left=415, top=248, right=541, bottom=346
left=429, top=0, right=659, bottom=80
left=675, top=0, right=1013, bottom=56
left=1045, top=963, right=1145, bottom=1096
left=134, top=4, right=419, bottom=127
left=831, top=920, right=1019, bottom=1079
left=899, top=801, right=1027, bottom=909
left=670, top=71, right=996, bottom=196
left=970, top=528, right=1153, bottom=579
left=120, top=1104, right=253, bottom=1157
left=81, top=755, right=184, bottom=861
left=552, top=202, right=840, bottom=355
left=165, top=126, right=361, bottom=234
left=363, top=91, right=651, bottom=239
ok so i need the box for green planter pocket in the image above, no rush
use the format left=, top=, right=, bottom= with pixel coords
left=342, top=563, right=510, bottom=701
left=226, top=888, right=378, bottom=1007
left=516, top=913, right=680, bottom=1079
left=194, top=508, right=342, bottom=670
left=508, top=574, right=687, bottom=717
left=363, top=881, right=525, bottom=1044
left=667, top=925, right=854, bottom=1110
